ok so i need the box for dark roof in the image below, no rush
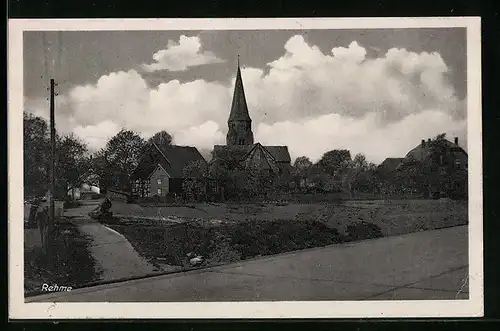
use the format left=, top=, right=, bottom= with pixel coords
left=404, top=138, right=467, bottom=163
left=260, top=145, right=291, bottom=163
left=228, top=63, right=252, bottom=122
left=377, top=158, right=404, bottom=173
left=132, top=143, right=205, bottom=180
left=212, top=143, right=291, bottom=163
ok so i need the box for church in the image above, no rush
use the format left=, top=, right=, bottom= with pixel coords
left=210, top=60, right=291, bottom=177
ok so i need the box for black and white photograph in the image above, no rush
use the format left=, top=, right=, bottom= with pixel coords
left=8, top=18, right=483, bottom=319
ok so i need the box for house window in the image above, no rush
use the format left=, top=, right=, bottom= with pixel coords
left=157, top=188, right=162, bottom=195
left=157, top=178, right=162, bottom=185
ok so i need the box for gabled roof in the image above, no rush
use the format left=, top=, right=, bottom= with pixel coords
left=228, top=61, right=252, bottom=123
left=132, top=143, right=205, bottom=180
left=263, top=146, right=291, bottom=163
left=212, top=143, right=291, bottom=164
left=377, top=158, right=404, bottom=173
left=404, top=138, right=468, bottom=163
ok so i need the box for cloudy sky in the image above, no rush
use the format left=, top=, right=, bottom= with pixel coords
left=23, top=28, right=467, bottom=163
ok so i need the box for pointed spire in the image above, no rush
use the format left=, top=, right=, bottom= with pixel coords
left=228, top=56, right=251, bottom=122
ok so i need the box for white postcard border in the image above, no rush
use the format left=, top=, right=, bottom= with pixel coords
left=8, top=17, right=483, bottom=319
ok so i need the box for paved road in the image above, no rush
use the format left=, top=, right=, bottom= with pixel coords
left=27, top=225, right=468, bottom=302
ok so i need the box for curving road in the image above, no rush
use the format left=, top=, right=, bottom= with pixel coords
left=27, top=225, right=469, bottom=302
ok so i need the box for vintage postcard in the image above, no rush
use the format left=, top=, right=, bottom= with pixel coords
left=8, top=17, right=483, bottom=319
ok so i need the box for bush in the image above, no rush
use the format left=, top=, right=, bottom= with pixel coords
left=230, top=219, right=342, bottom=259
left=345, top=221, right=384, bottom=241
left=112, top=219, right=343, bottom=267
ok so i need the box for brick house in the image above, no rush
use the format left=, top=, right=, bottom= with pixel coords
left=377, top=136, right=468, bottom=199
left=131, top=143, right=206, bottom=198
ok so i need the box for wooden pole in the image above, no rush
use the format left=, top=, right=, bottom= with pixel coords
left=48, top=78, right=56, bottom=251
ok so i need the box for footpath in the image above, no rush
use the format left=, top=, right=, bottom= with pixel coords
left=63, top=200, right=159, bottom=281
left=27, top=225, right=469, bottom=302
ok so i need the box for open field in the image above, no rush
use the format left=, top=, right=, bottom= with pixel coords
left=105, top=199, right=467, bottom=270
left=109, top=198, right=467, bottom=236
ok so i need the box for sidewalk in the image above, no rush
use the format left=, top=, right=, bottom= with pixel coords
left=26, top=225, right=469, bottom=302
left=78, top=221, right=159, bottom=281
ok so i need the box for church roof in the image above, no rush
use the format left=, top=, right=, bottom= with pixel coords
left=212, top=143, right=291, bottom=163
left=228, top=61, right=252, bottom=122
left=261, top=146, right=291, bottom=163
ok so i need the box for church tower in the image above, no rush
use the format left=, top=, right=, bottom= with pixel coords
left=226, top=58, right=254, bottom=146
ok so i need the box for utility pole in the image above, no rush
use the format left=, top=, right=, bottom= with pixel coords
left=47, top=78, right=56, bottom=252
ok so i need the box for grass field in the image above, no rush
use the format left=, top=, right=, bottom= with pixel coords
left=109, top=199, right=467, bottom=237
left=105, top=199, right=468, bottom=270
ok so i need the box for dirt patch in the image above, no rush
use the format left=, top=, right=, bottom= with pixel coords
left=24, top=221, right=101, bottom=296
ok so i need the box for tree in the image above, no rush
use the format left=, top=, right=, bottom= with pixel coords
left=56, top=134, right=91, bottom=200
left=182, top=160, right=209, bottom=201
left=148, top=130, right=172, bottom=146
left=317, top=150, right=352, bottom=177
left=341, top=153, right=373, bottom=197
left=315, top=150, right=352, bottom=193
left=292, top=156, right=313, bottom=191
left=23, top=112, right=50, bottom=198
left=101, top=129, right=146, bottom=191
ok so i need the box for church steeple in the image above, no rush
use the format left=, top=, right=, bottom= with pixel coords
left=226, top=57, right=254, bottom=146
left=228, top=56, right=252, bottom=122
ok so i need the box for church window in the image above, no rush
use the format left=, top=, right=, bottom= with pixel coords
left=238, top=138, right=245, bottom=145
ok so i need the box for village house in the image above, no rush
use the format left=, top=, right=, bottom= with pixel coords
left=210, top=60, right=291, bottom=178
left=131, top=143, right=206, bottom=198
left=376, top=136, right=468, bottom=198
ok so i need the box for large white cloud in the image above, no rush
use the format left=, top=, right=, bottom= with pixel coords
left=142, top=35, right=225, bottom=72
left=256, top=111, right=466, bottom=164
left=26, top=35, right=467, bottom=163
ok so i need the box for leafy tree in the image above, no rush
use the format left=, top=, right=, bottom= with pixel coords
left=90, top=148, right=112, bottom=192
left=148, top=130, right=172, bottom=146
left=317, top=150, right=352, bottom=177
left=292, top=156, right=313, bottom=190
left=99, top=129, right=146, bottom=191
left=294, top=156, right=313, bottom=172
left=23, top=112, right=51, bottom=198
left=56, top=134, right=91, bottom=199
left=23, top=112, right=94, bottom=200
left=342, top=153, right=378, bottom=197
left=182, top=160, right=209, bottom=201
left=315, top=150, right=352, bottom=193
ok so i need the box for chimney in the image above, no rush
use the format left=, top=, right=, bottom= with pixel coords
left=454, top=137, right=459, bottom=145
left=427, top=138, right=431, bottom=144
left=421, top=139, right=425, bottom=147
